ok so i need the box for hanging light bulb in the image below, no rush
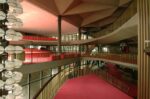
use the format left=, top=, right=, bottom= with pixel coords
left=12, top=18, right=23, bottom=28
left=0, top=64, right=4, bottom=72
left=0, top=80, right=4, bottom=88
left=6, top=18, right=23, bottom=28
left=12, top=72, right=23, bottom=83
left=0, top=46, right=5, bottom=54
left=5, top=31, right=23, bottom=41
left=9, top=6, right=23, bottom=15
left=4, top=71, right=13, bottom=78
left=12, top=84, right=22, bottom=96
left=7, top=0, right=18, bottom=8
left=15, top=46, right=23, bottom=54
left=5, top=78, right=16, bottom=85
left=5, top=45, right=15, bottom=54
left=5, top=60, right=15, bottom=70
left=0, top=11, right=6, bottom=20
left=14, top=59, right=23, bottom=68
left=0, top=0, right=7, bottom=3
left=5, top=84, right=14, bottom=91
left=0, top=0, right=24, bottom=98
left=7, top=15, right=17, bottom=23
left=0, top=28, right=5, bottom=37
left=6, top=29, right=15, bottom=35
left=5, top=45, right=23, bottom=54
left=15, top=32, right=23, bottom=41
left=12, top=1, right=23, bottom=14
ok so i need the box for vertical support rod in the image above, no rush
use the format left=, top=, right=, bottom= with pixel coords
left=28, top=74, right=31, bottom=99
left=40, top=71, right=43, bottom=88
left=78, top=28, right=82, bottom=75
left=86, top=33, right=89, bottom=53
left=58, top=15, right=62, bottom=55
left=78, top=28, right=81, bottom=53
left=57, top=15, right=62, bottom=79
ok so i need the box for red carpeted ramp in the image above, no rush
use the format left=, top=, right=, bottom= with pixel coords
left=54, top=74, right=133, bottom=99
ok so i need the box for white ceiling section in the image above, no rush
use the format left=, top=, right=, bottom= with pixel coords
left=15, top=0, right=131, bottom=36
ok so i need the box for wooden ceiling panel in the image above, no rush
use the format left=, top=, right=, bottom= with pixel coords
left=28, top=0, right=59, bottom=15
left=81, top=0, right=120, bottom=6
left=119, top=0, right=131, bottom=6
left=18, top=0, right=133, bottom=36
left=81, top=8, right=117, bottom=26
left=54, top=0, right=74, bottom=14
left=84, top=17, right=117, bottom=28
left=62, top=15, right=83, bottom=27
left=64, top=3, right=114, bottom=15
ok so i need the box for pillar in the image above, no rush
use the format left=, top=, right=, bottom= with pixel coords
left=138, top=0, right=150, bottom=99
left=78, top=28, right=81, bottom=53
left=86, top=33, right=89, bottom=53
left=58, top=15, right=62, bottom=54
left=78, top=28, right=82, bottom=75
left=57, top=16, right=62, bottom=73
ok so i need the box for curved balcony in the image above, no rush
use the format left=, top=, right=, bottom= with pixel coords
left=33, top=66, right=88, bottom=99
left=15, top=52, right=137, bottom=98
left=32, top=64, right=137, bottom=99
left=82, top=53, right=137, bottom=69
left=92, top=0, right=137, bottom=37
left=16, top=50, right=137, bottom=71
left=83, top=53, right=137, bottom=64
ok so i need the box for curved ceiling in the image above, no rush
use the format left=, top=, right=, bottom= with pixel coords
left=15, top=0, right=131, bottom=36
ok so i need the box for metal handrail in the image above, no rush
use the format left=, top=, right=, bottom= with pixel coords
left=33, top=71, right=61, bottom=99
left=82, top=53, right=137, bottom=64
left=33, top=66, right=87, bottom=99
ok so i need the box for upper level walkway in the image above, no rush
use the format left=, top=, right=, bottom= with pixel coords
left=16, top=53, right=137, bottom=74
left=54, top=74, right=133, bottom=99
left=82, top=53, right=137, bottom=69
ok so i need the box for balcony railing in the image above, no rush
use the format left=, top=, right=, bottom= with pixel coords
left=82, top=53, right=137, bottom=65
left=32, top=63, right=137, bottom=99
left=33, top=65, right=89, bottom=99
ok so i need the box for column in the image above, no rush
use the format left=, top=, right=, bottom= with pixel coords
left=138, top=0, right=150, bottom=99
left=57, top=16, right=62, bottom=74
left=86, top=33, right=89, bottom=53
left=58, top=15, right=62, bottom=54
left=78, top=28, right=82, bottom=75
left=78, top=28, right=81, bottom=53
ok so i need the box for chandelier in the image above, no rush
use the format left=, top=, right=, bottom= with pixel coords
left=0, top=0, right=23, bottom=99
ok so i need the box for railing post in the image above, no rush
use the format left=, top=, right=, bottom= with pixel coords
left=40, top=71, right=43, bottom=99
left=28, top=74, right=31, bottom=99
left=57, top=15, right=62, bottom=55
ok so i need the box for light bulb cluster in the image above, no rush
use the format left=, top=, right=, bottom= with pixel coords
left=0, top=0, right=23, bottom=99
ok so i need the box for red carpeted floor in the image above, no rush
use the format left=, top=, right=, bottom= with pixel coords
left=54, top=74, right=133, bottom=99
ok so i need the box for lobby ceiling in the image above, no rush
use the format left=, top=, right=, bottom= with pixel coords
left=16, top=0, right=131, bottom=36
